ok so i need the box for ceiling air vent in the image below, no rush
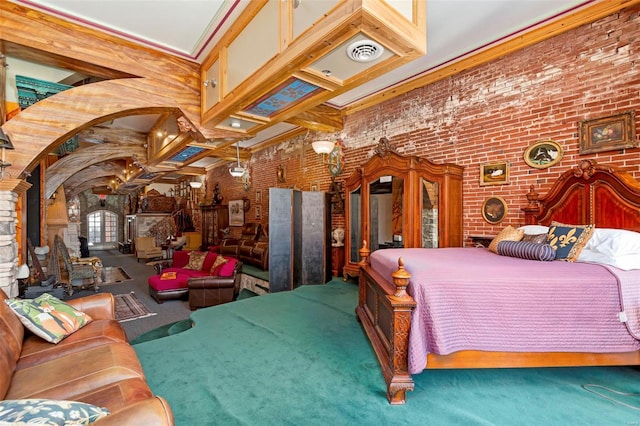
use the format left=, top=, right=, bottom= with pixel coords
left=346, top=40, right=384, bottom=63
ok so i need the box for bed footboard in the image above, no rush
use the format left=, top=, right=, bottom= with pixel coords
left=356, top=257, right=416, bottom=404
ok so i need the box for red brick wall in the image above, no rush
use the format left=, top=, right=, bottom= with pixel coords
left=209, top=8, right=640, bottom=244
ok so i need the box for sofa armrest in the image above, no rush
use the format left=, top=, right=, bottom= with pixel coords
left=66, top=292, right=115, bottom=320
left=92, top=396, right=174, bottom=426
left=187, top=276, right=235, bottom=290
left=153, top=260, right=173, bottom=275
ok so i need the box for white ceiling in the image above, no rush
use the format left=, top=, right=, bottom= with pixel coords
left=10, top=0, right=590, bottom=155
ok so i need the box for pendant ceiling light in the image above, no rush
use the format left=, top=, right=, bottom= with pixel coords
left=229, top=142, right=245, bottom=177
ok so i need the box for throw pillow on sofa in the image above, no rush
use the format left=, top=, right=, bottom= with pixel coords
left=0, top=399, right=109, bottom=425
left=210, top=255, right=228, bottom=275
left=5, top=293, right=92, bottom=344
left=184, top=251, right=207, bottom=270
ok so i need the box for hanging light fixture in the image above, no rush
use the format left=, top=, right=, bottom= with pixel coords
left=229, top=142, right=245, bottom=177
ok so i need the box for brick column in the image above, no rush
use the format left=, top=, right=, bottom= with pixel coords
left=0, top=179, right=32, bottom=297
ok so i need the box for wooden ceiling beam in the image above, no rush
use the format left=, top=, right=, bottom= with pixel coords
left=285, top=104, right=343, bottom=132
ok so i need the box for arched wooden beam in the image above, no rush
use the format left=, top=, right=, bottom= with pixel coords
left=45, top=143, right=147, bottom=199
left=63, top=161, right=126, bottom=200
left=68, top=177, right=116, bottom=200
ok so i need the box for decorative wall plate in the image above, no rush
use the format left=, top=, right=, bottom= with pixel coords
left=524, top=140, right=563, bottom=169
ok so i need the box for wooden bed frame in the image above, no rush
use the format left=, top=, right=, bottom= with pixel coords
left=356, top=160, right=640, bottom=404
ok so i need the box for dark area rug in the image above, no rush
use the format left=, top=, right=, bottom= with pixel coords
left=114, top=292, right=157, bottom=322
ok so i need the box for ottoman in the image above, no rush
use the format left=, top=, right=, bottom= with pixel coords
left=148, top=273, right=190, bottom=303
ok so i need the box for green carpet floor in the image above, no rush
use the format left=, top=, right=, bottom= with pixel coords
left=134, top=280, right=640, bottom=425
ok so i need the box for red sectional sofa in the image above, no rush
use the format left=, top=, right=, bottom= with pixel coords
left=148, top=250, right=242, bottom=306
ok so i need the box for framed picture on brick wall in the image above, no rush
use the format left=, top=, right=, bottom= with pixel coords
left=229, top=199, right=244, bottom=226
left=579, top=111, right=636, bottom=155
left=481, top=196, right=507, bottom=224
left=524, top=140, right=563, bottom=169
left=479, top=162, right=509, bottom=186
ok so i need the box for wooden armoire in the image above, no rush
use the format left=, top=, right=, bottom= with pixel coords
left=343, top=138, right=464, bottom=279
left=200, top=205, right=229, bottom=249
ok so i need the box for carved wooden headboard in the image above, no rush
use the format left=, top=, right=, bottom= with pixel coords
left=523, top=160, right=640, bottom=231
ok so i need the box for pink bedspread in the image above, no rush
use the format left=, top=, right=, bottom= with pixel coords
left=369, top=248, right=640, bottom=374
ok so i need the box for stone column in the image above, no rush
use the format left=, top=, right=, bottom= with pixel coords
left=0, top=178, right=32, bottom=297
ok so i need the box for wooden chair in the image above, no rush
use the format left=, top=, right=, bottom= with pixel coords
left=53, top=235, right=98, bottom=295
left=135, top=236, right=163, bottom=262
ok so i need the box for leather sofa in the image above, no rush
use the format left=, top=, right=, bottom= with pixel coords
left=187, top=264, right=243, bottom=310
left=219, top=223, right=269, bottom=270
left=150, top=250, right=243, bottom=306
left=0, top=289, right=174, bottom=425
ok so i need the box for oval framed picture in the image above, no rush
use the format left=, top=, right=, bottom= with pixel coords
left=481, top=196, right=508, bottom=224
left=524, top=140, right=563, bottom=169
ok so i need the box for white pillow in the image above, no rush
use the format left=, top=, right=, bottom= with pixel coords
left=518, top=225, right=549, bottom=235
left=583, top=228, right=640, bottom=256
left=577, top=248, right=640, bottom=270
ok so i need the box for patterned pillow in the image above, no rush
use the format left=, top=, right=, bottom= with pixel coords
left=488, top=225, right=524, bottom=254
left=497, top=240, right=556, bottom=261
left=184, top=251, right=208, bottom=270
left=210, top=255, right=229, bottom=275
left=5, top=293, right=92, bottom=344
left=547, top=221, right=595, bottom=262
left=0, top=399, right=109, bottom=425
left=522, top=233, right=548, bottom=244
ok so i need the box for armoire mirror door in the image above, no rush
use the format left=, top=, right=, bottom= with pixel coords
left=368, top=175, right=404, bottom=252
left=420, top=178, right=439, bottom=248
left=343, top=172, right=362, bottom=280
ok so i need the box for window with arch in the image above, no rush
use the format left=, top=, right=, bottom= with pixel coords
left=87, top=210, right=117, bottom=245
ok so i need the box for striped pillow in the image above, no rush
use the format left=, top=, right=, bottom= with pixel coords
left=497, top=240, right=556, bottom=261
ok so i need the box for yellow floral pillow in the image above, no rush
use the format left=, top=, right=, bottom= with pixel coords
left=184, top=251, right=208, bottom=270
left=210, top=255, right=229, bottom=275
left=488, top=225, right=524, bottom=254
left=547, top=221, right=595, bottom=261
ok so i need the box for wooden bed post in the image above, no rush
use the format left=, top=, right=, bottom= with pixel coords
left=387, top=258, right=416, bottom=404
left=356, top=241, right=417, bottom=404
left=522, top=184, right=541, bottom=225
left=358, top=240, right=370, bottom=266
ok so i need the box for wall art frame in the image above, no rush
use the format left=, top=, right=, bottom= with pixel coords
left=481, top=196, right=508, bottom=224
left=277, top=165, right=286, bottom=183
left=579, top=111, right=636, bottom=155
left=524, top=140, right=563, bottom=169
left=229, top=199, right=244, bottom=226
left=479, top=162, right=509, bottom=186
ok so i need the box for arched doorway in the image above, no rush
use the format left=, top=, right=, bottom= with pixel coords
left=87, top=210, right=118, bottom=250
